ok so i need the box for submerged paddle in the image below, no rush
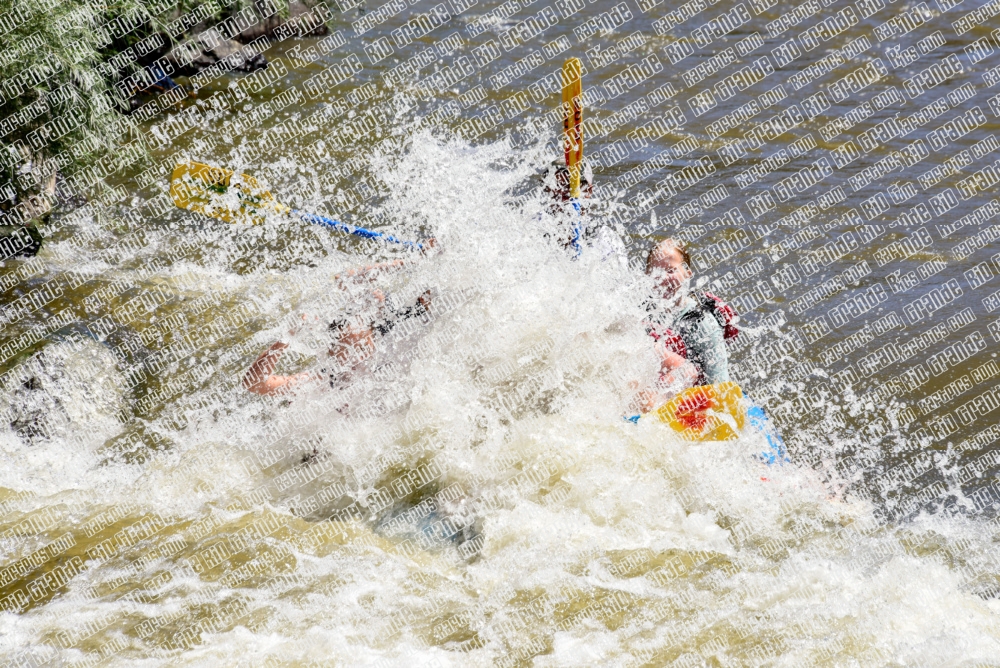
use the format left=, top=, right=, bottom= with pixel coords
left=169, top=162, right=424, bottom=249
left=561, top=58, right=583, bottom=255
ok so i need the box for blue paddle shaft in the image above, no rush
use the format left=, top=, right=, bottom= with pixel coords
left=570, top=199, right=582, bottom=257
left=293, top=209, right=423, bottom=250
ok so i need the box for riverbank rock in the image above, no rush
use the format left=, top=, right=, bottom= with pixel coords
left=290, top=0, right=331, bottom=35
left=165, top=32, right=268, bottom=77
left=163, top=0, right=329, bottom=76
left=236, top=0, right=330, bottom=42
left=0, top=224, right=43, bottom=258
left=0, top=159, right=59, bottom=258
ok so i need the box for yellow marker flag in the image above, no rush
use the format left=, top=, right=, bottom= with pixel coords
left=561, top=58, right=583, bottom=200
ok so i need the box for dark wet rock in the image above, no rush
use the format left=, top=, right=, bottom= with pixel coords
left=161, top=0, right=332, bottom=77
left=1, top=339, right=126, bottom=447
left=0, top=224, right=43, bottom=258
left=8, top=373, right=65, bottom=444
left=235, top=0, right=329, bottom=42
left=288, top=0, right=331, bottom=36
left=300, top=446, right=326, bottom=465
left=234, top=4, right=283, bottom=43
left=0, top=154, right=58, bottom=257
left=165, top=32, right=268, bottom=77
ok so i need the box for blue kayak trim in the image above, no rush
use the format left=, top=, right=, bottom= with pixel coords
left=744, top=393, right=790, bottom=465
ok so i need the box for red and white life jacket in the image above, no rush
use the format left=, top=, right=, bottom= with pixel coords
left=645, top=292, right=740, bottom=382
left=701, top=292, right=740, bottom=342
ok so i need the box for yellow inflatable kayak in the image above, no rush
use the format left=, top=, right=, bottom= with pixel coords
left=655, top=382, right=746, bottom=441
left=627, top=382, right=789, bottom=464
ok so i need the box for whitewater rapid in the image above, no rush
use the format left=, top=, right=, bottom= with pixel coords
left=3, top=136, right=1000, bottom=666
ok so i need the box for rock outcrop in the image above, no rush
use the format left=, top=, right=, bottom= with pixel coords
left=165, top=31, right=268, bottom=77
left=235, top=0, right=330, bottom=42
left=163, top=0, right=330, bottom=77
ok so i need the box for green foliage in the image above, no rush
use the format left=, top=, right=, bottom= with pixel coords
left=0, top=0, right=301, bottom=206
left=0, top=0, right=155, bottom=200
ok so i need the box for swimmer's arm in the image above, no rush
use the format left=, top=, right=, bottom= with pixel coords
left=334, top=259, right=408, bottom=285
left=334, top=240, right=437, bottom=286
left=243, top=343, right=314, bottom=396
left=629, top=351, right=698, bottom=413
left=658, top=350, right=699, bottom=389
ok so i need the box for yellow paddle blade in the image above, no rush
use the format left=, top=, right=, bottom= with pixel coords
left=169, top=161, right=290, bottom=224
left=656, top=382, right=746, bottom=441
left=561, top=58, right=583, bottom=199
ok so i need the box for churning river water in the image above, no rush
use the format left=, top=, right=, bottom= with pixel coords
left=4, top=0, right=1000, bottom=664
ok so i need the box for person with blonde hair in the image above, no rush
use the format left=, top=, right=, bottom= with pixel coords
left=639, top=238, right=738, bottom=408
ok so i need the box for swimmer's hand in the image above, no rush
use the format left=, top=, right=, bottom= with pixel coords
left=289, top=313, right=321, bottom=337
left=635, top=388, right=664, bottom=414
left=416, top=289, right=432, bottom=312
left=420, top=237, right=438, bottom=256
left=243, top=342, right=321, bottom=396
left=627, top=381, right=687, bottom=415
